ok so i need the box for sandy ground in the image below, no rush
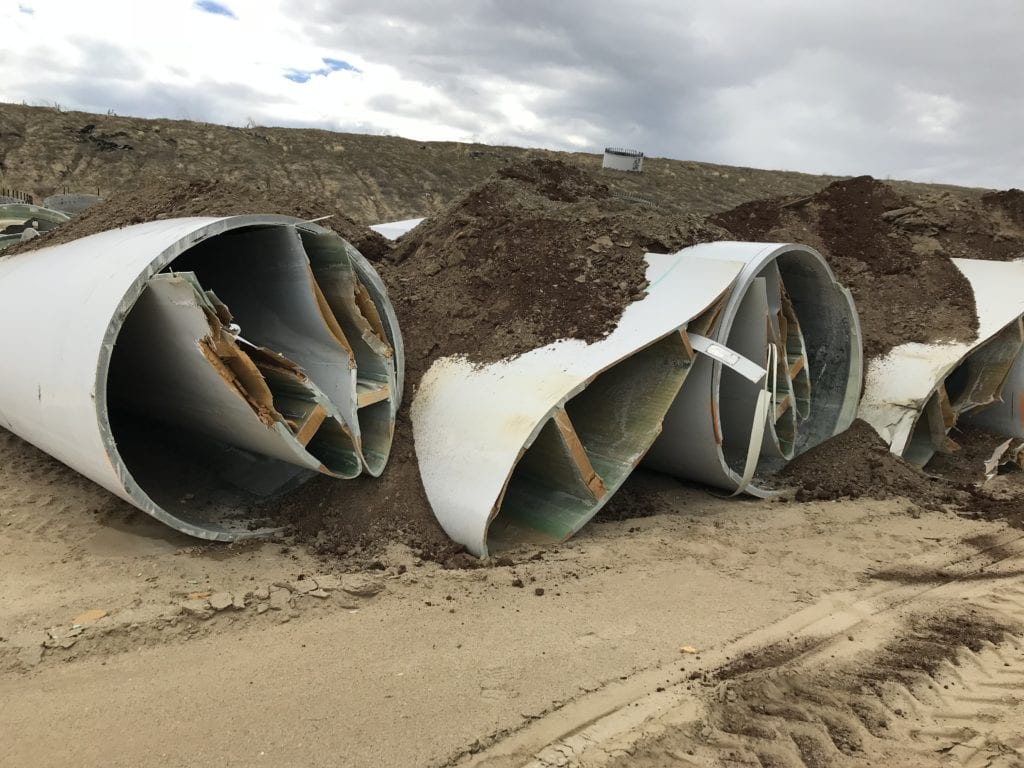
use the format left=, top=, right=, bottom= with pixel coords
left=3, top=426, right=1023, bottom=768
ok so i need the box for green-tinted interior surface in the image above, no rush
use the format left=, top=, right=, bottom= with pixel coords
left=486, top=333, right=691, bottom=551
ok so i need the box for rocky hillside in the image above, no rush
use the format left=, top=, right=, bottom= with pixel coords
left=0, top=103, right=981, bottom=224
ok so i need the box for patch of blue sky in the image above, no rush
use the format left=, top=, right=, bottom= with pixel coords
left=194, top=1, right=237, bottom=19
left=284, top=58, right=361, bottom=83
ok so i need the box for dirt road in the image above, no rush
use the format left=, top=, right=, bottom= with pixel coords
left=3, top=426, right=1023, bottom=767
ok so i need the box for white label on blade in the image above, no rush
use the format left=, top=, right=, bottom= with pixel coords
left=688, top=333, right=767, bottom=383
left=703, top=343, right=739, bottom=365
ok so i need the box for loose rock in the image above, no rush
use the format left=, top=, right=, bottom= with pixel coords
left=313, top=574, right=341, bottom=592
left=208, top=592, right=234, bottom=612
left=290, top=579, right=318, bottom=595
left=269, top=588, right=291, bottom=611
left=180, top=598, right=213, bottom=618
left=342, top=574, right=384, bottom=598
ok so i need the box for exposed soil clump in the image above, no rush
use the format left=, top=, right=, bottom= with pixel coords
left=926, top=425, right=1024, bottom=530
left=779, top=420, right=950, bottom=506
left=924, top=424, right=1007, bottom=486
left=277, top=416, right=462, bottom=562
left=3, top=177, right=393, bottom=261
left=712, top=176, right=980, bottom=362
left=593, top=473, right=673, bottom=523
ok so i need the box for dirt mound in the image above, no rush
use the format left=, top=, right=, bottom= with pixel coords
left=3, top=177, right=393, bottom=261
left=780, top=418, right=1024, bottom=529
left=278, top=416, right=460, bottom=561
left=494, top=157, right=613, bottom=202
left=713, top=176, right=980, bottom=362
left=383, top=157, right=730, bottom=381
left=279, top=159, right=731, bottom=557
left=779, top=420, right=951, bottom=506
left=906, top=188, right=1024, bottom=263
left=981, top=188, right=1024, bottom=226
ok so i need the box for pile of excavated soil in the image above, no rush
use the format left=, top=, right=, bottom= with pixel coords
left=3, top=177, right=393, bottom=261
left=712, top=176, right=982, bottom=362
left=280, top=159, right=733, bottom=557
left=277, top=416, right=459, bottom=561
left=779, top=420, right=958, bottom=508
left=380, top=157, right=730, bottom=382
left=782, top=420, right=1024, bottom=529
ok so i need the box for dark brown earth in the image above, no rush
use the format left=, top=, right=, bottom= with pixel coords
left=712, top=176, right=982, bottom=362
left=924, top=424, right=1010, bottom=486
left=593, top=471, right=674, bottom=523
left=779, top=413, right=1024, bottom=526
left=779, top=416, right=1024, bottom=531
left=279, top=417, right=459, bottom=562
left=779, top=420, right=954, bottom=507
left=383, top=157, right=729, bottom=377
left=925, top=426, right=1024, bottom=530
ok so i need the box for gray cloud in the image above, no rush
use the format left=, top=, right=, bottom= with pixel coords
left=290, top=0, right=1024, bottom=188
left=4, top=1, right=1023, bottom=188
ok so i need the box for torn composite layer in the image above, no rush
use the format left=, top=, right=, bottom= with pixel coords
left=860, top=258, right=1024, bottom=465
left=966, top=340, right=1024, bottom=440
left=0, top=215, right=403, bottom=540
left=111, top=273, right=363, bottom=479
left=642, top=242, right=862, bottom=496
left=412, top=250, right=747, bottom=557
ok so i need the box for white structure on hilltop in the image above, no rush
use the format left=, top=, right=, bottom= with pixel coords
left=602, top=147, right=644, bottom=172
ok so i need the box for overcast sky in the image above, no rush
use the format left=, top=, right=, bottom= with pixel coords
left=2, top=0, right=1022, bottom=188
